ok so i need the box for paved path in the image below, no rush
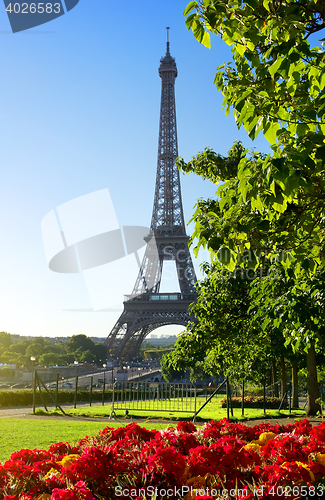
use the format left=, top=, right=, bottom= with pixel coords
left=0, top=402, right=107, bottom=419
left=0, top=405, right=32, bottom=418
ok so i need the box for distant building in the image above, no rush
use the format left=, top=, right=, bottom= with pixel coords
left=144, top=335, right=177, bottom=347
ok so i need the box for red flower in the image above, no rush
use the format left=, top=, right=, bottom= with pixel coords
left=261, top=434, right=307, bottom=463
left=48, top=442, right=79, bottom=459
left=65, top=446, right=123, bottom=482
left=9, top=448, right=50, bottom=464
left=293, top=418, right=313, bottom=436
left=51, top=482, right=94, bottom=500
left=51, top=490, right=79, bottom=500
left=147, top=445, right=186, bottom=480
left=176, top=421, right=197, bottom=434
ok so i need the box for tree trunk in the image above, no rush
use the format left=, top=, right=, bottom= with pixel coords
left=291, top=359, right=299, bottom=408
left=280, top=354, right=286, bottom=398
left=306, top=342, right=320, bottom=416
left=272, top=358, right=279, bottom=397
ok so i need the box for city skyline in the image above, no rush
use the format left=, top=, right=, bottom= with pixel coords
left=0, top=1, right=270, bottom=339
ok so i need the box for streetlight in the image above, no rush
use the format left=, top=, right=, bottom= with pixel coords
left=30, top=356, right=36, bottom=383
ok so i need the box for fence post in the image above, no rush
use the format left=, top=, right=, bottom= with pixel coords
left=112, top=381, right=115, bottom=412
left=90, top=376, right=93, bottom=407
left=226, top=377, right=230, bottom=420
left=102, top=376, right=106, bottom=406
left=263, top=379, right=266, bottom=415
left=55, top=372, right=59, bottom=409
left=74, top=376, right=78, bottom=409
left=230, top=383, right=234, bottom=417
left=33, top=370, right=37, bottom=414
left=289, top=382, right=292, bottom=414
left=241, top=379, right=245, bottom=417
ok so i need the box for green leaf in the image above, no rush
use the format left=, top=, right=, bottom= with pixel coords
left=185, top=13, right=196, bottom=30
left=184, top=1, right=198, bottom=16
left=263, top=0, right=270, bottom=11
left=202, top=30, right=211, bottom=49
left=218, top=246, right=233, bottom=265
left=269, top=57, right=284, bottom=78
left=264, top=122, right=280, bottom=144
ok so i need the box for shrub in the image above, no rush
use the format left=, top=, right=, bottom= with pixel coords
left=220, top=395, right=287, bottom=409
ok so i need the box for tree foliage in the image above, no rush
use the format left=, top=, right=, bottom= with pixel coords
left=160, top=354, right=185, bottom=382
left=170, top=262, right=289, bottom=377
left=0, top=333, right=107, bottom=367
left=180, top=0, right=325, bottom=272
left=169, top=1, right=325, bottom=415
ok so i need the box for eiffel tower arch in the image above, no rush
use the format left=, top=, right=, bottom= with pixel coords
left=105, top=30, right=197, bottom=360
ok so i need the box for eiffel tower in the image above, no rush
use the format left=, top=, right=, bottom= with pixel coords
left=105, top=29, right=197, bottom=361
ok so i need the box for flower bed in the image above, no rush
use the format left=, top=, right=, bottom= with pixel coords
left=1, top=419, right=325, bottom=499
left=220, top=395, right=286, bottom=409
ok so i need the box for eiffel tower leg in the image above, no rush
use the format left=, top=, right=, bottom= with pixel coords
left=105, top=313, right=152, bottom=361
left=104, top=312, right=129, bottom=356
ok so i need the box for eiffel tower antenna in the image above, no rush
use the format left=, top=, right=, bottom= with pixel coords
left=105, top=33, right=197, bottom=361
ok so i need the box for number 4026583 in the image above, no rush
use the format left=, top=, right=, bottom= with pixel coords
left=6, top=3, right=61, bottom=14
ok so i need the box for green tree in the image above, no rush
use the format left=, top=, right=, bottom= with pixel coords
left=0, top=351, right=23, bottom=365
left=173, top=0, right=325, bottom=415
left=160, top=354, right=185, bottom=383
left=79, top=349, right=96, bottom=364
left=170, top=263, right=274, bottom=382
left=26, top=343, right=43, bottom=358
left=38, top=352, right=66, bottom=367
left=9, top=339, right=32, bottom=355
left=249, top=266, right=325, bottom=415
left=188, top=360, right=211, bottom=383
left=64, top=335, right=96, bottom=354
left=0, top=332, right=12, bottom=351
left=169, top=256, right=325, bottom=413
left=181, top=0, right=325, bottom=271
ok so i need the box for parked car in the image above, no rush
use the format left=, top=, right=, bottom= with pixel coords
left=0, top=384, right=11, bottom=389
left=11, top=383, right=25, bottom=389
left=62, top=382, right=73, bottom=388
left=47, top=383, right=57, bottom=389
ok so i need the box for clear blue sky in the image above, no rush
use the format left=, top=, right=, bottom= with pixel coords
left=0, top=0, right=270, bottom=339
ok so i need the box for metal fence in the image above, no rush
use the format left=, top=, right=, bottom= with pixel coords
left=111, top=381, right=197, bottom=415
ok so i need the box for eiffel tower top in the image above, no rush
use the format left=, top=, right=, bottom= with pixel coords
left=150, top=28, right=185, bottom=235
left=159, top=27, right=178, bottom=77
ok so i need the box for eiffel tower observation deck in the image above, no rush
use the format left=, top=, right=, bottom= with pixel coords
left=105, top=30, right=197, bottom=360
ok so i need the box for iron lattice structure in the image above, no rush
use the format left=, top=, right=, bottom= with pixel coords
left=105, top=32, right=197, bottom=360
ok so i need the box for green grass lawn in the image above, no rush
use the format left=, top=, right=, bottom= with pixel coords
left=0, top=418, right=169, bottom=464
left=34, top=395, right=306, bottom=422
